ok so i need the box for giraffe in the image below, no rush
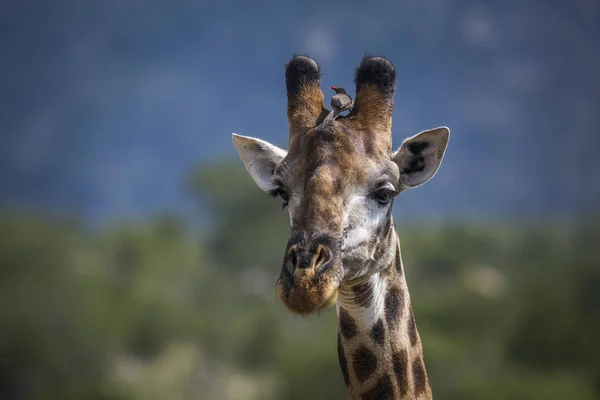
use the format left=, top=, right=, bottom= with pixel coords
left=232, top=55, right=449, bottom=399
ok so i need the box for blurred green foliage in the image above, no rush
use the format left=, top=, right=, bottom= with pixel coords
left=1, top=161, right=599, bottom=399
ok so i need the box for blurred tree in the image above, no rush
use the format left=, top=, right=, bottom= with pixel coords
left=0, top=213, right=126, bottom=400
left=1, top=161, right=598, bottom=399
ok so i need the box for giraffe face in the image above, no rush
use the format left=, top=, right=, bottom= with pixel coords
left=232, top=55, right=449, bottom=315
left=273, top=125, right=401, bottom=314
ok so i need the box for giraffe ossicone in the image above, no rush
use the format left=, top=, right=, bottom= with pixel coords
left=233, top=55, right=449, bottom=399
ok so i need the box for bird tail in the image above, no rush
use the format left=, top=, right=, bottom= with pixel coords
left=323, top=109, right=338, bottom=124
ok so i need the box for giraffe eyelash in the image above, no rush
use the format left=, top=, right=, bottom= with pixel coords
left=269, top=187, right=290, bottom=209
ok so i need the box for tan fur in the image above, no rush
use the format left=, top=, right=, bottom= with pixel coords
left=288, top=83, right=329, bottom=139
left=350, top=83, right=394, bottom=140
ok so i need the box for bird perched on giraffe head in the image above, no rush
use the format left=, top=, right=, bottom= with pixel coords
left=323, top=86, right=353, bottom=124
left=330, top=86, right=353, bottom=114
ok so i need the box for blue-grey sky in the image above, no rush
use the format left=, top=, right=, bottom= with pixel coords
left=1, top=0, right=599, bottom=222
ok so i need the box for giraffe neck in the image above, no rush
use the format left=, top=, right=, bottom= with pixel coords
left=336, top=232, right=432, bottom=399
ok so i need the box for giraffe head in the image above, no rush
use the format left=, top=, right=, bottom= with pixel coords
left=233, top=56, right=449, bottom=315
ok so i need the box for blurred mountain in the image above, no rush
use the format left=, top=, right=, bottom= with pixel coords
left=1, top=0, right=599, bottom=223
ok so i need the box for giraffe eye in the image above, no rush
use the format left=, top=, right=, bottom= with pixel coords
left=268, top=185, right=290, bottom=209
left=277, top=189, right=290, bottom=209
left=373, top=188, right=393, bottom=205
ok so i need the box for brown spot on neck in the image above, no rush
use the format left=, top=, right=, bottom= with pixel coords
left=408, top=307, right=418, bottom=347
left=360, top=374, right=394, bottom=400
left=412, top=358, right=428, bottom=396
left=393, top=349, right=409, bottom=397
left=384, top=287, right=404, bottom=327
left=370, top=319, right=385, bottom=346
left=352, top=346, right=378, bottom=383
left=394, top=241, right=403, bottom=274
left=339, top=308, right=358, bottom=339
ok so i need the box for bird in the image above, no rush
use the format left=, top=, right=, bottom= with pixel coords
left=323, top=86, right=353, bottom=123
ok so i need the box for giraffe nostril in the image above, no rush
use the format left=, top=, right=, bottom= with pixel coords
left=287, top=245, right=299, bottom=270
left=313, top=245, right=331, bottom=270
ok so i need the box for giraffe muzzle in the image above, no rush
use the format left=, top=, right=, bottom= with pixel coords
left=276, top=233, right=343, bottom=314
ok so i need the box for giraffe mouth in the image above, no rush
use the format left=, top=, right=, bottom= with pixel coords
left=275, top=261, right=342, bottom=315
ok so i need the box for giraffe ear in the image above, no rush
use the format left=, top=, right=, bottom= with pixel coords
left=232, top=133, right=288, bottom=192
left=392, top=127, right=450, bottom=189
